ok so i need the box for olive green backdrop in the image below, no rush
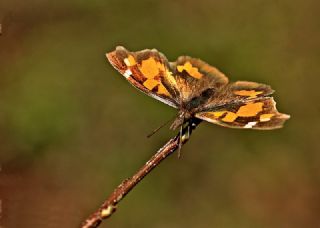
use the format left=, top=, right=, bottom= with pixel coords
left=1, top=0, right=319, bottom=227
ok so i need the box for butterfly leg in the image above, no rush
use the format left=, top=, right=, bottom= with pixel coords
left=177, top=120, right=194, bottom=158
left=177, top=118, right=202, bottom=158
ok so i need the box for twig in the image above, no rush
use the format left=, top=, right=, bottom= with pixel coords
left=81, top=118, right=201, bottom=228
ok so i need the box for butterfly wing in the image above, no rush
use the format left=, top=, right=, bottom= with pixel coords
left=169, top=56, right=229, bottom=103
left=107, top=47, right=290, bottom=130
left=195, top=97, right=290, bottom=129
left=107, top=46, right=179, bottom=108
left=107, top=47, right=230, bottom=108
left=198, top=80, right=275, bottom=110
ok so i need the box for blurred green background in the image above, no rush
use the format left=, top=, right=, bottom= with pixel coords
left=1, top=0, right=319, bottom=227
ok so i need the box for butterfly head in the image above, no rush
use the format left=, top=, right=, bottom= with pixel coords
left=170, top=111, right=192, bottom=130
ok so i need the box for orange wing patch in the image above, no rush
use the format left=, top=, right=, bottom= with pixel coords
left=139, top=57, right=161, bottom=78
left=233, top=90, right=263, bottom=98
left=236, top=102, right=263, bottom=117
left=136, top=57, right=171, bottom=97
left=210, top=111, right=225, bottom=118
left=177, top=61, right=203, bottom=79
left=143, top=79, right=159, bottom=90
left=158, top=83, right=171, bottom=96
left=260, top=113, right=275, bottom=122
left=222, top=112, right=238, bottom=122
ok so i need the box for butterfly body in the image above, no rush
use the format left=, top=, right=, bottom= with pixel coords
left=107, top=46, right=290, bottom=130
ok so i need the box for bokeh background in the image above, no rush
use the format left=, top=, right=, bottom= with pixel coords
left=1, top=0, right=319, bottom=227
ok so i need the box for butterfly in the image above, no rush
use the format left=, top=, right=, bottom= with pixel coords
left=106, top=46, right=290, bottom=132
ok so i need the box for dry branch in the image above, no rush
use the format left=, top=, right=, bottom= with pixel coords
left=81, top=119, right=201, bottom=228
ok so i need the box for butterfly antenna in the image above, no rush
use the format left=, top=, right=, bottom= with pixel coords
left=147, top=116, right=175, bottom=138
left=177, top=125, right=183, bottom=158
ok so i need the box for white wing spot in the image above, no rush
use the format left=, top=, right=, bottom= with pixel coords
left=244, top=121, right=257, bottom=129
left=124, top=58, right=130, bottom=66
left=123, top=69, right=132, bottom=78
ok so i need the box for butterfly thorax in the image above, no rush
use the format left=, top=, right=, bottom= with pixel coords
left=170, top=88, right=216, bottom=130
